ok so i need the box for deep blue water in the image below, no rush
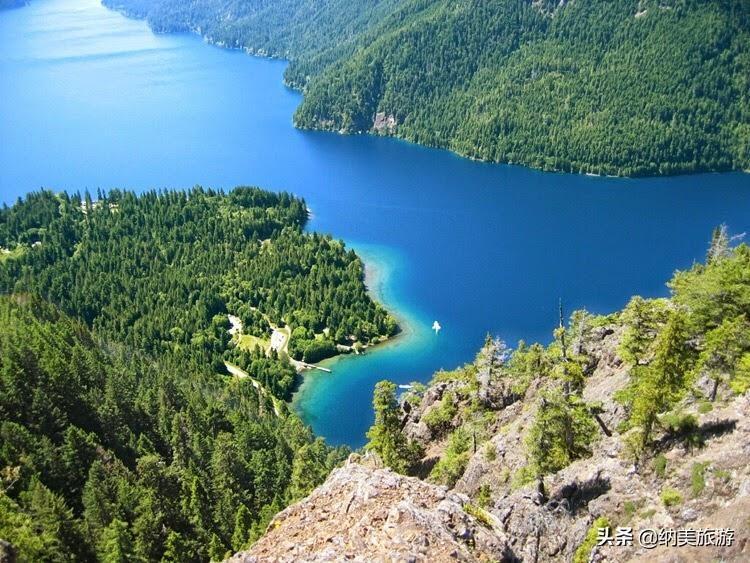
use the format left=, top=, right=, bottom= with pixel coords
left=2, top=0, right=750, bottom=448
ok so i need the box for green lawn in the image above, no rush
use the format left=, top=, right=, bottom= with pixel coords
left=237, top=333, right=270, bottom=353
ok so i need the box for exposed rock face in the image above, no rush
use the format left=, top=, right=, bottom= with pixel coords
left=0, top=540, right=16, bottom=563
left=372, top=112, right=397, bottom=134
left=230, top=453, right=510, bottom=562
left=235, top=397, right=750, bottom=562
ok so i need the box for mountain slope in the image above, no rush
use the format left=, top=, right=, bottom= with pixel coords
left=234, top=396, right=750, bottom=562
left=295, top=0, right=750, bottom=176
left=230, top=454, right=510, bottom=562
left=0, top=295, right=348, bottom=561
left=237, top=233, right=750, bottom=561
left=104, top=0, right=750, bottom=177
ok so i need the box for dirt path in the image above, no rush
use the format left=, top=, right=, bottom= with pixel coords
left=224, top=361, right=281, bottom=417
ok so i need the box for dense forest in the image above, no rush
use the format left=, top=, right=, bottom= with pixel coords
left=0, top=296, right=348, bottom=561
left=0, top=188, right=397, bottom=397
left=103, top=0, right=750, bottom=177
left=0, top=187, right=397, bottom=561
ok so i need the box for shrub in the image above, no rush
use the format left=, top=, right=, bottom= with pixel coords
left=697, top=401, right=713, bottom=414
left=433, top=366, right=476, bottom=385
left=714, top=468, right=731, bottom=483
left=422, top=392, right=458, bottom=435
left=622, top=429, right=646, bottom=461
left=526, top=391, right=598, bottom=475
left=506, top=342, right=549, bottom=396
left=574, top=516, right=611, bottom=563
left=476, top=484, right=492, bottom=508
left=660, top=411, right=703, bottom=449
left=429, top=428, right=471, bottom=487
left=401, top=382, right=426, bottom=407
left=653, top=454, right=667, bottom=478
left=640, top=508, right=657, bottom=519
left=660, top=412, right=698, bottom=434
left=660, top=487, right=683, bottom=507
left=690, top=462, right=708, bottom=497
left=731, top=353, right=750, bottom=394
left=623, top=500, right=641, bottom=521
left=464, top=503, right=493, bottom=528
left=510, top=465, right=535, bottom=491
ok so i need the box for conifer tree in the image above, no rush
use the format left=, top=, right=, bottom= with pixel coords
left=231, top=504, right=253, bottom=551
left=693, top=315, right=750, bottom=400
left=625, top=311, right=692, bottom=447
left=527, top=390, right=597, bottom=476
left=97, top=519, right=135, bottom=563
left=366, top=381, right=421, bottom=474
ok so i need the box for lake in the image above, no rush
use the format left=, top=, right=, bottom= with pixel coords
left=2, top=0, right=750, bottom=448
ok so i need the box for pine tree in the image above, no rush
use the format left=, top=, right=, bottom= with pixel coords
left=365, top=380, right=421, bottom=473
left=20, top=478, right=89, bottom=560
left=289, top=438, right=330, bottom=501
left=619, top=297, right=668, bottom=366
left=186, top=476, right=213, bottom=539
left=527, top=390, right=598, bottom=476
left=231, top=504, right=253, bottom=551
left=161, top=530, right=194, bottom=562
left=707, top=224, right=731, bottom=264
left=626, top=311, right=692, bottom=447
left=693, top=315, right=750, bottom=400
left=98, top=519, right=135, bottom=563
left=208, top=533, right=228, bottom=562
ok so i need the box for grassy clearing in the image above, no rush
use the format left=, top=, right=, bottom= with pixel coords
left=237, top=334, right=270, bottom=352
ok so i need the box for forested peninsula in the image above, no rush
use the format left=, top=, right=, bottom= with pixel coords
left=0, top=187, right=396, bottom=561
left=102, top=0, right=750, bottom=177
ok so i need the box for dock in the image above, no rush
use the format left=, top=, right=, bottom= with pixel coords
left=302, top=363, right=332, bottom=373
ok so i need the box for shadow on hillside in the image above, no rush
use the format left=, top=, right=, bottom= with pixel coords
left=655, top=417, right=737, bottom=453
left=546, top=471, right=611, bottom=515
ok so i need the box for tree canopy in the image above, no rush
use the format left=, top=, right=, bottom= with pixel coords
left=0, top=186, right=400, bottom=560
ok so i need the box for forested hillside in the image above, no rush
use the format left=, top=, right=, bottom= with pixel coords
left=102, top=0, right=404, bottom=77
left=0, top=187, right=395, bottom=561
left=0, top=296, right=348, bottom=561
left=103, top=0, right=750, bottom=177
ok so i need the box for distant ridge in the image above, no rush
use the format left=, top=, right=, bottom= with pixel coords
left=103, top=0, right=750, bottom=177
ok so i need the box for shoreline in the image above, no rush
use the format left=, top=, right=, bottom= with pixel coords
left=289, top=241, right=420, bottom=410
left=293, top=241, right=412, bottom=375
left=347, top=241, right=417, bottom=351
left=97, top=2, right=750, bottom=182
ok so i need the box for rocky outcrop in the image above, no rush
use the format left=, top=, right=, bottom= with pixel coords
left=372, top=113, right=397, bottom=134
left=235, top=393, right=750, bottom=562
left=230, top=453, right=510, bottom=562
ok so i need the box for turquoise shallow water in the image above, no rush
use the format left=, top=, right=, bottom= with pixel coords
left=3, top=0, right=750, bottom=447
left=292, top=242, right=439, bottom=447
